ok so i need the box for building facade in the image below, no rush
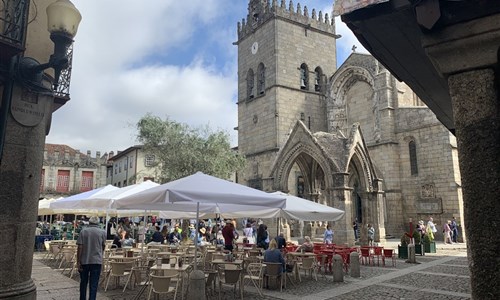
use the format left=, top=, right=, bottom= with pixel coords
left=40, top=144, right=108, bottom=199
left=106, top=145, right=159, bottom=187
left=236, top=0, right=463, bottom=244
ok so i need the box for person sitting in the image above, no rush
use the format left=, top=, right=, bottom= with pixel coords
left=296, top=236, right=314, bottom=252
left=112, top=234, right=122, bottom=248
left=148, top=226, right=164, bottom=245
left=168, top=225, right=182, bottom=244
left=263, top=239, right=285, bottom=273
left=275, top=232, right=286, bottom=250
left=120, top=231, right=134, bottom=247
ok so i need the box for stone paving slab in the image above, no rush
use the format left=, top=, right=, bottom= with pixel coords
left=32, top=248, right=470, bottom=300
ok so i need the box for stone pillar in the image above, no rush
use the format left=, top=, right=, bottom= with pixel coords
left=448, top=69, right=500, bottom=299
left=332, top=255, right=343, bottom=282
left=0, top=85, right=54, bottom=299
left=349, top=252, right=360, bottom=278
left=332, top=172, right=353, bottom=245
left=422, top=15, right=500, bottom=298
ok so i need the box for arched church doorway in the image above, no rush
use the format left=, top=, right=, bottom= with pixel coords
left=283, top=153, right=327, bottom=238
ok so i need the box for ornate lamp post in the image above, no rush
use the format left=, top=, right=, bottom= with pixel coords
left=0, top=1, right=81, bottom=298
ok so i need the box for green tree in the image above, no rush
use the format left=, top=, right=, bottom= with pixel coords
left=136, top=114, right=246, bottom=183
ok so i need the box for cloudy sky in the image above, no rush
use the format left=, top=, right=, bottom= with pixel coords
left=45, top=0, right=367, bottom=156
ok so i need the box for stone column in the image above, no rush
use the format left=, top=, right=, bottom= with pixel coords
left=0, top=84, right=54, bottom=299
left=448, top=69, right=499, bottom=299
left=332, top=172, right=353, bottom=245
left=422, top=15, right=500, bottom=298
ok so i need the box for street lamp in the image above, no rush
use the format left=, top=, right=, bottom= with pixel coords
left=17, top=0, right=82, bottom=91
left=0, top=0, right=81, bottom=162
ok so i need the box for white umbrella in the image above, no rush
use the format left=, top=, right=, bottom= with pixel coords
left=113, top=172, right=286, bottom=270
left=271, top=191, right=345, bottom=221
left=112, top=172, right=286, bottom=210
left=50, top=184, right=119, bottom=214
left=38, top=198, right=57, bottom=216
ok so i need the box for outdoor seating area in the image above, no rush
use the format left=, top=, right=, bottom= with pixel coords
left=36, top=236, right=405, bottom=299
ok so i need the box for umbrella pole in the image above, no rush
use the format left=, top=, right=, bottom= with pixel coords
left=49, top=214, right=52, bottom=233
left=194, top=202, right=199, bottom=271
left=73, top=214, right=77, bottom=240
left=105, top=211, right=109, bottom=240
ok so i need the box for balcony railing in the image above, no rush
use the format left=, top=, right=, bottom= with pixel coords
left=0, top=0, right=30, bottom=61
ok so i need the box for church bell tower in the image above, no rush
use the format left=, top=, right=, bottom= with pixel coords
left=236, top=0, right=339, bottom=190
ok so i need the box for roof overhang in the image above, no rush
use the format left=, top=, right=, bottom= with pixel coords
left=339, top=0, right=500, bottom=135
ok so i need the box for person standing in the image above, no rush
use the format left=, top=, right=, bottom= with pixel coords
left=77, top=216, right=106, bottom=300
left=222, top=220, right=235, bottom=252
left=353, top=219, right=359, bottom=241
left=367, top=224, right=375, bottom=246
left=450, top=217, right=459, bottom=243
left=324, top=225, right=334, bottom=244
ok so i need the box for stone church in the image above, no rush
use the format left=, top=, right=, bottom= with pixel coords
left=235, top=0, right=464, bottom=245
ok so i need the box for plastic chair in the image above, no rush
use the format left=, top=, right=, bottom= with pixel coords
left=104, top=261, right=133, bottom=291
left=243, top=262, right=264, bottom=296
left=296, top=257, right=317, bottom=281
left=383, top=248, right=396, bottom=267
left=263, top=262, right=284, bottom=291
left=147, top=274, right=178, bottom=300
left=360, top=248, right=373, bottom=266
left=123, top=257, right=150, bottom=292
left=373, top=246, right=384, bottom=266
left=217, top=266, right=243, bottom=300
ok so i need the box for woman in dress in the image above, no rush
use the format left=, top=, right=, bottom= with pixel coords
left=324, top=225, right=334, bottom=244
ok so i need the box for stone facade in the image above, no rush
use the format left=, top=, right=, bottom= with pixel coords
left=40, top=144, right=108, bottom=199
left=236, top=0, right=463, bottom=245
left=106, top=145, right=159, bottom=187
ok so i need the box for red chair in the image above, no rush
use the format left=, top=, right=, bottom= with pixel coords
left=360, top=248, right=373, bottom=266
left=373, top=246, right=384, bottom=266
left=382, top=249, right=396, bottom=267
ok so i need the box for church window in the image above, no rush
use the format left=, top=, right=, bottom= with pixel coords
left=300, top=63, right=309, bottom=90
left=145, top=154, right=155, bottom=167
left=247, top=69, right=254, bottom=99
left=257, top=63, right=265, bottom=95
left=314, top=67, right=323, bottom=92
left=409, top=141, right=418, bottom=175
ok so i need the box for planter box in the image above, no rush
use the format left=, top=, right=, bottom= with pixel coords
left=398, top=245, right=408, bottom=259
left=424, top=241, right=436, bottom=253
left=415, top=244, right=425, bottom=256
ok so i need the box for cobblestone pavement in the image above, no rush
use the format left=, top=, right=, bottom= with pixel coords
left=33, top=244, right=469, bottom=300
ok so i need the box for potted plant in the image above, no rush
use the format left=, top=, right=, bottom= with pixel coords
left=423, top=233, right=436, bottom=253
left=413, top=231, right=424, bottom=255
left=398, top=234, right=410, bottom=259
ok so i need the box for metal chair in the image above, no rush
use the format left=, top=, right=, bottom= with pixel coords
left=217, top=266, right=243, bottom=300
left=147, top=274, right=178, bottom=300
left=296, top=257, right=317, bottom=281
left=104, top=261, right=133, bottom=291
left=243, top=262, right=265, bottom=296
left=263, top=262, right=284, bottom=291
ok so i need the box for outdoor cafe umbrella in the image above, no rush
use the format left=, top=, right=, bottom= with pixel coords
left=271, top=191, right=345, bottom=221
left=112, top=172, right=287, bottom=270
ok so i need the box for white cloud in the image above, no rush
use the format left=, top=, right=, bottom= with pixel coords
left=46, top=0, right=237, bottom=155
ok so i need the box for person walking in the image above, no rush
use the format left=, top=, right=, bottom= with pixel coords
left=77, top=216, right=106, bottom=300
left=443, top=220, right=453, bottom=244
